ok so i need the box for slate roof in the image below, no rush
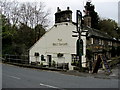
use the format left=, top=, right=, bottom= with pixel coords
left=83, top=27, right=113, bottom=40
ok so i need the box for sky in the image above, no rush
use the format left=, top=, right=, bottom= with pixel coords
left=11, top=0, right=119, bottom=28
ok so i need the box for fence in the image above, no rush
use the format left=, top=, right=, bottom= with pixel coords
left=3, top=54, right=29, bottom=64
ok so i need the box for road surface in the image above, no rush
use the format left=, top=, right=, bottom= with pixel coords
left=2, top=64, right=119, bottom=89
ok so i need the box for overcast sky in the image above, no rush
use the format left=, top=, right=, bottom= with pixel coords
left=13, top=0, right=119, bottom=28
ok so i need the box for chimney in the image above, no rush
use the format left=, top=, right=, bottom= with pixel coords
left=83, top=16, right=91, bottom=27
left=55, top=7, right=72, bottom=23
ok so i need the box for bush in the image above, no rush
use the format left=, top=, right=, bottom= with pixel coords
left=52, top=60, right=56, bottom=67
left=40, top=62, right=43, bottom=67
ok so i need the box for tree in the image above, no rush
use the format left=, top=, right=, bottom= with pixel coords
left=0, top=0, right=50, bottom=28
left=98, top=19, right=118, bottom=39
left=12, top=23, right=46, bottom=55
left=13, top=23, right=35, bottom=54
left=34, top=24, right=46, bottom=42
left=0, top=0, right=19, bottom=26
left=1, top=0, right=50, bottom=55
left=2, top=15, right=15, bottom=55
left=116, top=27, right=120, bottom=40
left=83, top=1, right=99, bottom=29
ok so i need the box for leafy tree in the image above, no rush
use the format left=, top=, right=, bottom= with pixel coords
left=12, top=23, right=46, bottom=55
left=116, top=27, right=120, bottom=40
left=1, top=0, right=49, bottom=56
left=98, top=19, right=118, bottom=39
left=2, top=15, right=14, bottom=55
left=13, top=23, right=35, bottom=54
left=35, top=24, right=46, bottom=42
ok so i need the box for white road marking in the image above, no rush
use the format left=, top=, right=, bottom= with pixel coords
left=40, top=83, right=59, bottom=88
left=7, top=75, right=21, bottom=80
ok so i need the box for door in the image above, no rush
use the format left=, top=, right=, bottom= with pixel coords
left=47, top=55, right=52, bottom=67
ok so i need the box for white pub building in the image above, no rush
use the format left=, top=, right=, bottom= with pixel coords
left=29, top=7, right=87, bottom=70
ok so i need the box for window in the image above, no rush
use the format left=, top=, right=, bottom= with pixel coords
left=91, top=38, right=93, bottom=44
left=71, top=54, right=79, bottom=66
left=93, top=38, right=99, bottom=44
left=108, top=41, right=112, bottom=46
left=94, top=54, right=97, bottom=60
left=98, top=39, right=102, bottom=45
left=41, top=55, right=45, bottom=61
left=101, top=40, right=104, bottom=45
left=34, top=52, right=39, bottom=56
left=96, top=39, right=99, bottom=44
left=57, top=53, right=64, bottom=58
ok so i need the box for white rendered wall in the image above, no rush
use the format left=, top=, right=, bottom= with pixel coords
left=29, top=22, right=87, bottom=70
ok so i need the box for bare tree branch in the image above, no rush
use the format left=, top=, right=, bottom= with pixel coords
left=0, top=0, right=50, bottom=28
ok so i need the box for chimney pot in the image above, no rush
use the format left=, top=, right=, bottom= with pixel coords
left=57, top=7, right=61, bottom=12
left=67, top=7, right=69, bottom=10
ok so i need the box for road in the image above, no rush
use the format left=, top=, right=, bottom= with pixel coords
left=2, top=64, right=119, bottom=89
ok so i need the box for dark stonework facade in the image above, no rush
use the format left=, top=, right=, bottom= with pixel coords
left=84, top=26, right=120, bottom=71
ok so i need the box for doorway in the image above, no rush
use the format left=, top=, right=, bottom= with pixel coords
left=47, top=55, right=52, bottom=67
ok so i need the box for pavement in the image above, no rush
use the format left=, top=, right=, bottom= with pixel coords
left=61, top=64, right=120, bottom=80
